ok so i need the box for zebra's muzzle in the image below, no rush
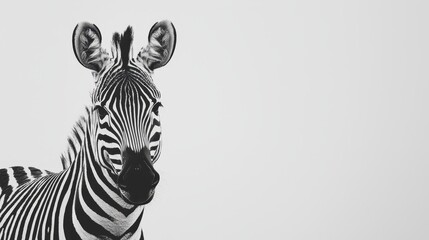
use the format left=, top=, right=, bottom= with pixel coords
left=117, top=147, right=160, bottom=205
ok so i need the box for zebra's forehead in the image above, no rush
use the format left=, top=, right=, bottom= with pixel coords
left=92, top=69, right=160, bottom=106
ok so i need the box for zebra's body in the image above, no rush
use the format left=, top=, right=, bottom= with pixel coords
left=0, top=20, right=176, bottom=239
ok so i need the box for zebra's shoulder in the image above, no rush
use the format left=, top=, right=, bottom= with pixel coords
left=0, top=166, right=54, bottom=195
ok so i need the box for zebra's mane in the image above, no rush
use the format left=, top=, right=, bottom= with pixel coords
left=60, top=107, right=91, bottom=169
left=112, top=26, right=133, bottom=69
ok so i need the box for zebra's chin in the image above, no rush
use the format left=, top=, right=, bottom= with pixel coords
left=118, top=185, right=156, bottom=205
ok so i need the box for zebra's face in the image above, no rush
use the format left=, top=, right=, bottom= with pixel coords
left=73, top=21, right=176, bottom=205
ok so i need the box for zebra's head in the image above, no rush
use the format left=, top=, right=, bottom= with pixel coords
left=72, top=21, right=176, bottom=205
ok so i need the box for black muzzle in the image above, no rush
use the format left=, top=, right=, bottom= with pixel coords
left=118, top=147, right=160, bottom=205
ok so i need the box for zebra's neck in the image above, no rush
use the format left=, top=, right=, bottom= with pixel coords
left=62, top=107, right=145, bottom=238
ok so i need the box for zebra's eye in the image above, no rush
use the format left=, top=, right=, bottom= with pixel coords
left=152, top=102, right=163, bottom=115
left=95, top=105, right=109, bottom=119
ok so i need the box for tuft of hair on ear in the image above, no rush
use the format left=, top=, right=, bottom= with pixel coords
left=78, top=28, right=104, bottom=71
left=112, top=26, right=134, bottom=69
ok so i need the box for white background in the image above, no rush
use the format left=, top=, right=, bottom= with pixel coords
left=1, top=0, right=428, bottom=239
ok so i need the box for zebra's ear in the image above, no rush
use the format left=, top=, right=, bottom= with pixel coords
left=137, top=20, right=177, bottom=72
left=72, top=22, right=107, bottom=72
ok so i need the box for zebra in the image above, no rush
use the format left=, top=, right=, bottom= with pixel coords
left=0, top=20, right=176, bottom=240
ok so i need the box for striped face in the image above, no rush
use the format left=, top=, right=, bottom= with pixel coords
left=73, top=21, right=176, bottom=204
left=93, top=60, right=163, bottom=171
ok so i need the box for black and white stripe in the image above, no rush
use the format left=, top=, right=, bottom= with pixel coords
left=0, top=20, right=176, bottom=240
